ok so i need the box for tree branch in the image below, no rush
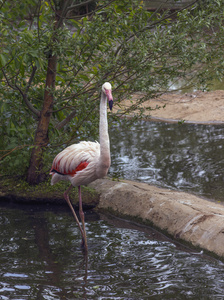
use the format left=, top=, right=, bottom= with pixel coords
left=2, top=67, right=40, bottom=117
left=25, top=65, right=37, bottom=94
left=115, top=0, right=199, bottom=57
left=17, top=86, right=41, bottom=118
left=2, top=69, right=17, bottom=90
left=19, top=66, right=40, bottom=117
left=55, top=109, right=77, bottom=130
left=0, top=145, right=30, bottom=161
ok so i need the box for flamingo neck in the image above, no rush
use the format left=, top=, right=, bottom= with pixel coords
left=98, top=92, right=110, bottom=174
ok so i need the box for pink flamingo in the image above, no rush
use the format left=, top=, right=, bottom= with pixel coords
left=50, top=82, right=113, bottom=252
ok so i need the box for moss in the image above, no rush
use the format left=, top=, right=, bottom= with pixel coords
left=0, top=176, right=100, bottom=208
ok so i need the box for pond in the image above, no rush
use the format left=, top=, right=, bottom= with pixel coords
left=1, top=204, right=224, bottom=299
left=109, top=121, right=224, bottom=202
left=1, top=121, right=224, bottom=299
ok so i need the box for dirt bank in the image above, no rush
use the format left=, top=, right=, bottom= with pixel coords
left=115, top=90, right=224, bottom=124
left=90, top=178, right=224, bottom=258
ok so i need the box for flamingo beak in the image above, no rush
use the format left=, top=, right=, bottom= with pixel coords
left=105, top=89, right=113, bottom=111
left=109, top=100, right=113, bottom=111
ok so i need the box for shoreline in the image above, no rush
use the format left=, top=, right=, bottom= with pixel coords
left=115, top=90, right=224, bottom=123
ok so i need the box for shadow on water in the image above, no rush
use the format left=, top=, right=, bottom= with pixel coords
left=1, top=203, right=224, bottom=299
left=109, top=121, right=224, bottom=202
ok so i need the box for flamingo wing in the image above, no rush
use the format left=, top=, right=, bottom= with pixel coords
left=51, top=160, right=89, bottom=176
left=50, top=141, right=100, bottom=185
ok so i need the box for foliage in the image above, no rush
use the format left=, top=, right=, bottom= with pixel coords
left=1, top=0, right=224, bottom=179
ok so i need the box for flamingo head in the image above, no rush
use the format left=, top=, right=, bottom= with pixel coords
left=102, top=82, right=113, bottom=111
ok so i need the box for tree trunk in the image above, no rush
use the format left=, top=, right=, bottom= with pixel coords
left=27, top=53, right=57, bottom=184
left=26, top=1, right=73, bottom=185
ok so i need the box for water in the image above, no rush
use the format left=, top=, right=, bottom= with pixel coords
left=1, top=121, right=224, bottom=298
left=1, top=204, right=224, bottom=299
left=169, top=77, right=224, bottom=93
left=109, top=121, right=224, bottom=202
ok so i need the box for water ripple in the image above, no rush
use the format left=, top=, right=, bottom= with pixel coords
left=110, top=121, right=224, bottom=201
left=1, top=199, right=224, bottom=299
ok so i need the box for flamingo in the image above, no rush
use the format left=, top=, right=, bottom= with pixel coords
left=50, top=82, right=113, bottom=252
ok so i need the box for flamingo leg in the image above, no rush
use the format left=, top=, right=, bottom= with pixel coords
left=64, top=185, right=87, bottom=251
left=78, top=186, right=88, bottom=252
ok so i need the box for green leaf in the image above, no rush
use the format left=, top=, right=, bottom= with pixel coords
left=78, top=74, right=89, bottom=82
left=70, top=19, right=81, bottom=30
left=56, top=111, right=65, bottom=122
left=20, top=62, right=25, bottom=77
left=0, top=54, right=7, bottom=67
left=1, top=102, right=5, bottom=113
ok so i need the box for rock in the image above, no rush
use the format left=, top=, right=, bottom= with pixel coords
left=90, top=178, right=224, bottom=258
